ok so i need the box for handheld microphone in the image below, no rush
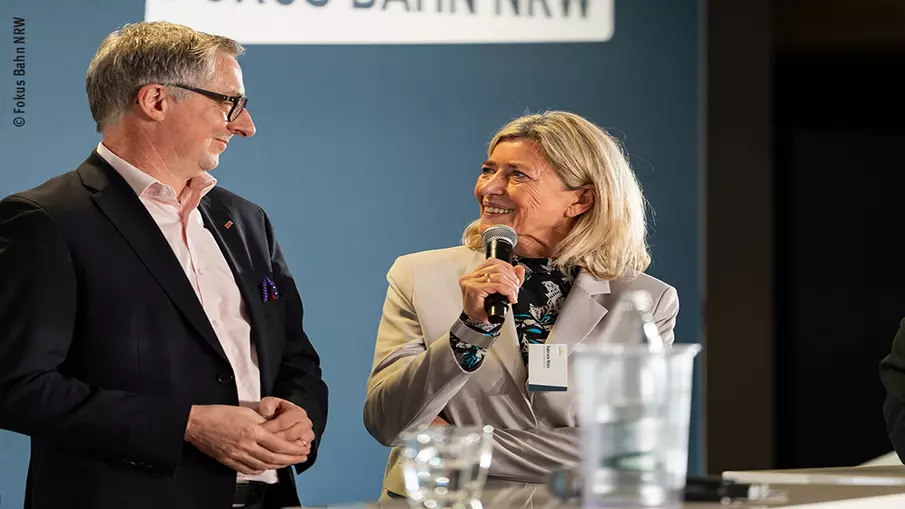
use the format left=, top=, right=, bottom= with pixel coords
left=481, top=225, right=518, bottom=324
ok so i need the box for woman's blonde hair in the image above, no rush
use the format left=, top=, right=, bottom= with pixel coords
left=462, top=111, right=651, bottom=280
left=86, top=21, right=244, bottom=133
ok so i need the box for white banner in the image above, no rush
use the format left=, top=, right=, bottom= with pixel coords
left=144, top=0, right=613, bottom=45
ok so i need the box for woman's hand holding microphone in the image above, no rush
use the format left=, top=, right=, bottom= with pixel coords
left=458, top=259, right=526, bottom=323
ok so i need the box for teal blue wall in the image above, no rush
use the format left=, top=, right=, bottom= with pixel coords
left=0, top=0, right=700, bottom=506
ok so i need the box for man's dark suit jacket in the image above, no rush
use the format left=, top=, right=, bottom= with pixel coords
left=880, top=319, right=905, bottom=460
left=0, top=152, right=329, bottom=509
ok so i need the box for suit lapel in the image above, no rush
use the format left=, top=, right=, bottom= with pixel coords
left=494, top=313, right=529, bottom=398
left=78, top=153, right=229, bottom=363
left=198, top=195, right=274, bottom=389
left=548, top=269, right=610, bottom=352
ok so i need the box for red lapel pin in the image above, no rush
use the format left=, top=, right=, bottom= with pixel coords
left=224, top=220, right=233, bottom=229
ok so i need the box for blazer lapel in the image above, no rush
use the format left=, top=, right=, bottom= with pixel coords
left=548, top=269, right=610, bottom=352
left=78, top=153, right=229, bottom=363
left=463, top=250, right=529, bottom=399
left=198, top=195, right=275, bottom=390
left=494, top=313, right=529, bottom=398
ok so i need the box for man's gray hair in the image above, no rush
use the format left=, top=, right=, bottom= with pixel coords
left=85, top=21, right=244, bottom=133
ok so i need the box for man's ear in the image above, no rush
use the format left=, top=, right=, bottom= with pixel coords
left=133, top=83, right=170, bottom=122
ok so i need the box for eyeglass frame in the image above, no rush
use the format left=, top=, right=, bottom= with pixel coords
left=163, top=83, right=248, bottom=122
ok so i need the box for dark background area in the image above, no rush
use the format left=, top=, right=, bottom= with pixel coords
left=707, top=0, right=905, bottom=472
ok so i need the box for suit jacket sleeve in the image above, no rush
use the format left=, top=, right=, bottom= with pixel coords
left=880, top=318, right=905, bottom=460
left=363, top=256, right=477, bottom=447
left=654, top=286, right=680, bottom=345
left=264, top=211, right=328, bottom=473
left=0, top=196, right=190, bottom=476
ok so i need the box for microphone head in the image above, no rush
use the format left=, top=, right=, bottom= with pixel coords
left=481, top=224, right=518, bottom=248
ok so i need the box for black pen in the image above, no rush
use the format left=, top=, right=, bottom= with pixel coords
left=684, top=475, right=776, bottom=502
left=548, top=468, right=788, bottom=503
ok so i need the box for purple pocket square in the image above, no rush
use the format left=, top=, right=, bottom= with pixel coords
left=260, top=276, right=280, bottom=302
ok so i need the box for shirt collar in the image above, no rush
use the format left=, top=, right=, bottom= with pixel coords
left=96, top=142, right=217, bottom=201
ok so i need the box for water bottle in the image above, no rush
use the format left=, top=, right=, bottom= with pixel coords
left=572, top=290, right=699, bottom=508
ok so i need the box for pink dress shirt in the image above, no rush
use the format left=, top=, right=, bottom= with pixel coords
left=97, top=142, right=278, bottom=485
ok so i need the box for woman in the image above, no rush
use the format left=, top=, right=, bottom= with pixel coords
left=363, top=111, right=679, bottom=497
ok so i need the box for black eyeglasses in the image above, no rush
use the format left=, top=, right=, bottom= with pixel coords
left=165, top=84, right=248, bottom=122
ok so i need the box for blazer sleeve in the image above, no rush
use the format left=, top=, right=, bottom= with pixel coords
left=264, top=211, right=329, bottom=473
left=0, top=196, right=190, bottom=476
left=363, top=256, right=477, bottom=447
left=880, top=318, right=905, bottom=460
left=653, top=285, right=680, bottom=345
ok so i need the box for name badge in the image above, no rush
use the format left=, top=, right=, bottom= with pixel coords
left=527, top=344, right=568, bottom=392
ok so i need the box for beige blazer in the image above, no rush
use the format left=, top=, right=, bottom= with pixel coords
left=363, top=246, right=679, bottom=496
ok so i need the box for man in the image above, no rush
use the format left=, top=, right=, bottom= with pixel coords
left=882, top=320, right=905, bottom=461
left=0, top=21, right=328, bottom=509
